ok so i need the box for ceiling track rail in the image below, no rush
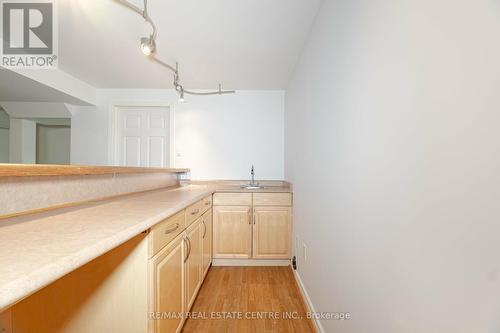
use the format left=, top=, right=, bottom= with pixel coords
left=113, top=0, right=236, bottom=101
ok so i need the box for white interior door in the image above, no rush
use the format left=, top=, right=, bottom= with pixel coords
left=116, top=106, right=171, bottom=167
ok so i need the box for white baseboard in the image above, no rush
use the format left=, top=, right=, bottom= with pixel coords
left=293, top=269, right=325, bottom=333
left=212, top=259, right=291, bottom=266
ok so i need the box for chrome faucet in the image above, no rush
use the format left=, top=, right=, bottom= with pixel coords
left=240, top=165, right=264, bottom=189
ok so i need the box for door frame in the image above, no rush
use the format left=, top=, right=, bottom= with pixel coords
left=108, top=102, right=176, bottom=167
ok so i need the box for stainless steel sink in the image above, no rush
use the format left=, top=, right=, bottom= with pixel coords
left=240, top=184, right=265, bottom=190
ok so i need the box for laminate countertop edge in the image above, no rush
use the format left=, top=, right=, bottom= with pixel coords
left=0, top=163, right=190, bottom=177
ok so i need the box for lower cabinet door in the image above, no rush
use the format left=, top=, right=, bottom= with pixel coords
left=202, top=209, right=212, bottom=275
left=185, top=219, right=203, bottom=311
left=150, top=235, right=185, bottom=333
left=213, top=206, right=252, bottom=258
left=252, top=206, right=292, bottom=259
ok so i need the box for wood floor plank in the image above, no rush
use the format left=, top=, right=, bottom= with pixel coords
left=182, top=266, right=315, bottom=333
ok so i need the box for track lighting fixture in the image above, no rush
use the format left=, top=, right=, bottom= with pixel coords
left=178, top=90, right=185, bottom=103
left=114, top=0, right=235, bottom=97
left=140, top=36, right=156, bottom=56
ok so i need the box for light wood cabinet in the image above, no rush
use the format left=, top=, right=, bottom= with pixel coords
left=202, top=209, right=212, bottom=276
left=184, top=219, right=203, bottom=310
left=186, top=201, right=202, bottom=227
left=212, top=193, right=292, bottom=260
left=8, top=234, right=149, bottom=333
left=213, top=206, right=252, bottom=258
left=150, top=210, right=185, bottom=258
left=213, top=193, right=252, bottom=206
left=253, top=193, right=292, bottom=206
left=7, top=195, right=214, bottom=333
left=202, top=196, right=213, bottom=211
left=252, top=207, right=291, bottom=259
left=150, top=235, right=185, bottom=333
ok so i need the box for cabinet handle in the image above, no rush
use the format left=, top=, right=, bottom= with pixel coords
left=202, top=220, right=207, bottom=239
left=186, top=236, right=192, bottom=261
left=248, top=209, right=251, bottom=225
left=191, top=209, right=200, bottom=215
left=183, top=237, right=189, bottom=262
left=253, top=208, right=256, bottom=225
left=164, top=223, right=180, bottom=234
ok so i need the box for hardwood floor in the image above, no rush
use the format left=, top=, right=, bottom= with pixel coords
left=182, top=266, right=315, bottom=333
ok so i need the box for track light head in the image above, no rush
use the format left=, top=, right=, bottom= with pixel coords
left=178, top=90, right=185, bottom=103
left=140, top=36, right=156, bottom=56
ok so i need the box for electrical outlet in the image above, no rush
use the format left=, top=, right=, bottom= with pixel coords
left=303, top=243, right=307, bottom=262
left=0, top=309, right=12, bottom=333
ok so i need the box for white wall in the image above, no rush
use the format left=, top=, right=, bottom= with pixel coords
left=72, top=89, right=284, bottom=180
left=0, top=109, right=9, bottom=128
left=0, top=129, right=8, bottom=163
left=9, top=119, right=36, bottom=164
left=175, top=91, right=284, bottom=179
left=36, top=125, right=71, bottom=165
left=71, top=105, right=108, bottom=166
left=0, top=110, right=8, bottom=162
left=285, top=0, right=500, bottom=332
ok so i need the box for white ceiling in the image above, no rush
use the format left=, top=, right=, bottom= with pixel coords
left=59, top=0, right=321, bottom=89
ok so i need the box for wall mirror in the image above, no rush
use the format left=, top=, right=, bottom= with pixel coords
left=0, top=108, right=71, bottom=165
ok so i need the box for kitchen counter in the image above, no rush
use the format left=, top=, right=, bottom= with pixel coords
left=192, top=180, right=292, bottom=193
left=208, top=185, right=291, bottom=193
left=0, top=182, right=292, bottom=312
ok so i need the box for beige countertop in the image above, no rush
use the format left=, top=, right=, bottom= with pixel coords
left=0, top=183, right=292, bottom=312
left=208, top=185, right=292, bottom=193
left=191, top=180, right=292, bottom=193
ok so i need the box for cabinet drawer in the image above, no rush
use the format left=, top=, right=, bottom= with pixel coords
left=150, top=210, right=185, bottom=257
left=213, top=193, right=252, bottom=206
left=201, top=195, right=213, bottom=213
left=186, top=200, right=203, bottom=226
left=253, top=193, right=292, bottom=206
